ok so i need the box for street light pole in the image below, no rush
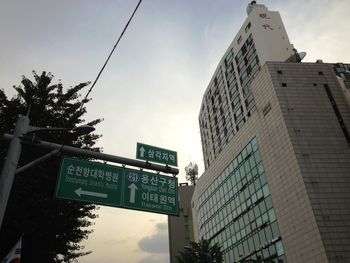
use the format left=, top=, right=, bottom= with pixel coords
left=0, top=115, right=29, bottom=228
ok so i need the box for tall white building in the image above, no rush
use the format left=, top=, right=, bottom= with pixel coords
left=193, top=2, right=350, bottom=263
left=199, top=1, right=295, bottom=169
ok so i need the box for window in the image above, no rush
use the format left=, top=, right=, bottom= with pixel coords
left=231, top=85, right=239, bottom=98
left=275, top=241, right=285, bottom=256
left=246, top=64, right=252, bottom=75
left=245, top=34, right=253, bottom=47
left=268, top=209, right=276, bottom=222
left=237, top=35, right=242, bottom=44
left=240, top=70, right=248, bottom=84
left=277, top=70, right=283, bottom=74
left=232, top=95, right=241, bottom=109
left=241, top=45, right=247, bottom=56
left=227, top=74, right=235, bottom=87
left=245, top=93, right=254, bottom=108
left=250, top=56, right=259, bottom=70
left=234, top=107, right=243, bottom=121
left=282, top=83, right=287, bottom=87
left=318, top=71, right=324, bottom=75
left=225, top=49, right=234, bottom=65
left=235, top=50, right=243, bottom=63
left=236, top=118, right=245, bottom=130
left=243, top=84, right=252, bottom=96
left=238, top=60, right=246, bottom=72
left=246, top=46, right=256, bottom=61
left=245, top=22, right=251, bottom=33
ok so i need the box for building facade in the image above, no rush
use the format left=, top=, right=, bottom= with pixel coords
left=168, top=183, right=195, bottom=263
left=193, top=2, right=350, bottom=262
left=199, top=1, right=295, bottom=169
left=193, top=62, right=350, bottom=262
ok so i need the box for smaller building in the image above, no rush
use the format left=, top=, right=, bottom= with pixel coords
left=168, top=183, right=195, bottom=263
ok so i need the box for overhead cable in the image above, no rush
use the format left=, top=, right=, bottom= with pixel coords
left=81, top=0, right=143, bottom=108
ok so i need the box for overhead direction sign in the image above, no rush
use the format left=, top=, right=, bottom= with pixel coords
left=55, top=157, right=178, bottom=216
left=123, top=168, right=178, bottom=215
left=136, top=143, right=177, bottom=167
left=56, top=158, right=124, bottom=207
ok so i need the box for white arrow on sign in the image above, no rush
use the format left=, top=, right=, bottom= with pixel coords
left=74, top=188, right=108, bottom=199
left=128, top=183, right=138, bottom=203
left=139, top=146, right=145, bottom=158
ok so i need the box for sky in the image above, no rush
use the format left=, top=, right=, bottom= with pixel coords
left=1, top=0, right=350, bottom=262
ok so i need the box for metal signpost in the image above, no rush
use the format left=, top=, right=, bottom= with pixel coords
left=136, top=143, right=178, bottom=167
left=56, top=157, right=178, bottom=216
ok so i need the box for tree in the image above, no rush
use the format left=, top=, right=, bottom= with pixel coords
left=176, top=238, right=223, bottom=263
left=185, top=162, right=198, bottom=185
left=0, top=71, right=102, bottom=262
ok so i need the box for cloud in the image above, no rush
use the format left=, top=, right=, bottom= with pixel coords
left=275, top=0, right=350, bottom=62
left=156, top=222, right=168, bottom=231
left=138, top=223, right=169, bottom=254
left=138, top=254, right=169, bottom=263
left=103, top=239, right=127, bottom=245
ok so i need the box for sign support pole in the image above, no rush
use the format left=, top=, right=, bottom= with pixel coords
left=0, top=115, right=29, bottom=228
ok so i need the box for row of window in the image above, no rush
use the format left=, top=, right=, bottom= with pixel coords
left=200, top=34, right=259, bottom=168
left=224, top=48, right=234, bottom=67
left=196, top=138, right=286, bottom=262
left=238, top=46, right=257, bottom=75
left=199, top=163, right=267, bottom=233
left=236, top=34, right=254, bottom=64
left=240, top=56, right=259, bottom=85
left=199, top=146, right=264, bottom=229
left=197, top=138, right=259, bottom=207
left=236, top=21, right=251, bottom=48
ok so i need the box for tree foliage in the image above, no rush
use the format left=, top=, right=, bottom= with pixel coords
left=0, top=71, right=102, bottom=262
left=176, top=238, right=223, bottom=263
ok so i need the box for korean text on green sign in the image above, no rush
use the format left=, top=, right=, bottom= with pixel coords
left=55, top=157, right=179, bottom=216
left=136, top=143, right=177, bottom=167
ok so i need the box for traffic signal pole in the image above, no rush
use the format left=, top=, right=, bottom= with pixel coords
left=0, top=115, right=29, bottom=228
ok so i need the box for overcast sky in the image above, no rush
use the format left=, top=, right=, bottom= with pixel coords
left=1, top=0, right=349, bottom=262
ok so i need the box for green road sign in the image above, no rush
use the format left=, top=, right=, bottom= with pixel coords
left=123, top=168, right=178, bottom=215
left=55, top=158, right=124, bottom=207
left=55, top=157, right=178, bottom=216
left=136, top=143, right=177, bottom=167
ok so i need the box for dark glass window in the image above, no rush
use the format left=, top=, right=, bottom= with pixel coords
left=237, top=35, right=242, bottom=44
left=245, top=22, right=251, bottom=33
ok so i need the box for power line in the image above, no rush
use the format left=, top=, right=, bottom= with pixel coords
left=81, top=0, right=143, bottom=108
